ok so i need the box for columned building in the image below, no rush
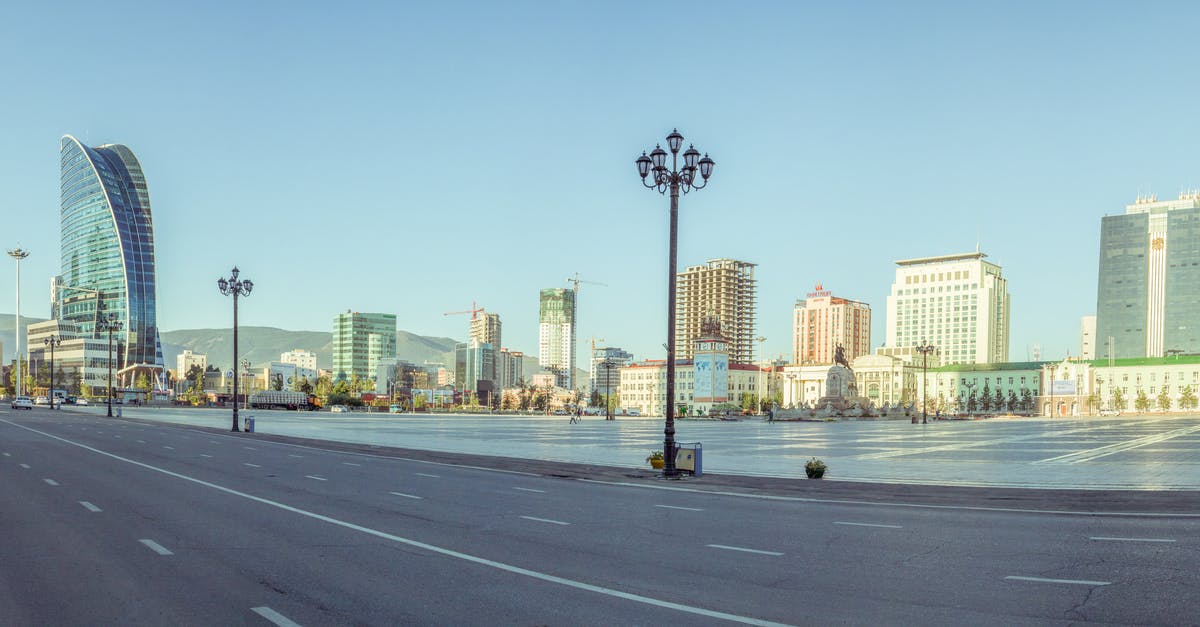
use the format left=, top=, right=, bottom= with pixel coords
left=1096, top=193, right=1200, bottom=359
left=332, top=311, right=396, bottom=381
left=792, top=284, right=871, bottom=365
left=54, top=135, right=164, bottom=384
left=675, top=258, right=757, bottom=364
left=884, top=251, right=1010, bottom=365
left=538, top=288, right=576, bottom=389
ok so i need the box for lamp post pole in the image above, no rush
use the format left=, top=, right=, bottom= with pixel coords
left=99, top=314, right=123, bottom=417
left=755, top=336, right=767, bottom=414
left=8, top=248, right=30, bottom=398
left=218, top=267, right=253, bottom=432
left=45, top=335, right=61, bottom=408
left=636, top=130, right=715, bottom=477
left=915, top=341, right=935, bottom=424
left=601, top=359, right=615, bottom=421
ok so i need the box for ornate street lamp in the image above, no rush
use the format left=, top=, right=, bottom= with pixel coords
left=914, top=341, right=936, bottom=424
left=44, top=335, right=61, bottom=408
left=98, top=313, right=123, bottom=417
left=636, top=129, right=715, bottom=477
left=8, top=248, right=30, bottom=397
left=217, top=267, right=253, bottom=432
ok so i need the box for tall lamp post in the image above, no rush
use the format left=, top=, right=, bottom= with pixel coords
left=8, top=248, right=30, bottom=397
left=914, top=341, right=935, bottom=424
left=98, top=313, right=123, bottom=417
left=600, top=359, right=616, bottom=421
left=636, top=129, right=715, bottom=477
left=45, top=335, right=61, bottom=408
left=755, top=336, right=767, bottom=414
left=217, top=267, right=253, bottom=432
left=241, top=358, right=251, bottom=410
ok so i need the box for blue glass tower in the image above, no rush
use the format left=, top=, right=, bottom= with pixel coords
left=56, top=135, right=163, bottom=370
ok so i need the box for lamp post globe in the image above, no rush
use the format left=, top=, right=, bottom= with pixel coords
left=635, top=129, right=714, bottom=477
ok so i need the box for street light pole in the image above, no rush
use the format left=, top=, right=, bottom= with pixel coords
left=756, top=336, right=767, bottom=414
left=218, top=267, right=253, bottom=432
left=8, top=248, right=30, bottom=398
left=914, top=341, right=935, bottom=424
left=45, top=335, right=61, bottom=408
left=98, top=314, right=123, bottom=417
left=636, top=130, right=715, bottom=477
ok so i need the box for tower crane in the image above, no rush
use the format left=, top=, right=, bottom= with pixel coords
left=567, top=272, right=607, bottom=294
left=443, top=301, right=485, bottom=320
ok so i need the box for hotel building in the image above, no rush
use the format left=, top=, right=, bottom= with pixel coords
left=792, top=285, right=871, bottom=365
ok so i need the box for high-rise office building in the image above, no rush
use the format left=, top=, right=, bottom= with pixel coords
left=455, top=339, right=496, bottom=404
left=589, top=346, right=633, bottom=397
left=792, top=285, right=871, bottom=365
left=332, top=311, right=396, bottom=381
left=1096, top=193, right=1200, bottom=358
left=176, top=350, right=207, bottom=378
left=54, top=135, right=164, bottom=378
left=280, top=349, right=318, bottom=372
left=675, top=258, right=757, bottom=364
left=1080, top=315, right=1097, bottom=361
left=497, top=348, right=524, bottom=391
left=538, top=288, right=576, bottom=389
left=470, top=313, right=501, bottom=353
left=884, top=251, right=1009, bottom=365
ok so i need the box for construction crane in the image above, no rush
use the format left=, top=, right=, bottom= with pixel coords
left=567, top=272, right=607, bottom=295
left=443, top=301, right=485, bottom=320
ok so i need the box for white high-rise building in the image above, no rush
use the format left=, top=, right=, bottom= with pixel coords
left=884, top=251, right=1010, bottom=365
left=538, top=288, right=576, bottom=389
left=280, top=349, right=318, bottom=372
left=1080, top=315, right=1097, bottom=360
left=176, top=349, right=207, bottom=377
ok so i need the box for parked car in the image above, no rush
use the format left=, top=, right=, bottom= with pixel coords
left=75, top=398, right=90, bottom=406
left=11, top=396, right=33, bottom=410
left=1099, top=408, right=1121, bottom=416
left=329, top=405, right=348, bottom=413
left=34, top=396, right=50, bottom=406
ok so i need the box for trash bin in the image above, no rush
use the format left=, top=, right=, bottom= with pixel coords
left=674, top=442, right=702, bottom=476
left=244, top=416, right=255, bottom=433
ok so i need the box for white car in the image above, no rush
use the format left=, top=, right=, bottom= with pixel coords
left=34, top=396, right=49, bottom=406
left=1099, top=408, right=1121, bottom=416
left=329, top=405, right=348, bottom=413
left=11, top=396, right=33, bottom=410
left=75, top=398, right=90, bottom=406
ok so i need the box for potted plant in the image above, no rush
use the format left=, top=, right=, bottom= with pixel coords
left=805, top=457, right=826, bottom=479
left=646, top=450, right=665, bottom=470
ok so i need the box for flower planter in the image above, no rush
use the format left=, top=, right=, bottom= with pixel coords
left=650, top=458, right=665, bottom=470
left=805, top=468, right=824, bottom=479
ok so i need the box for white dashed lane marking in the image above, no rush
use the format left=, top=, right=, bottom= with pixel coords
left=19, top=463, right=30, bottom=469
left=342, top=462, right=361, bottom=467
left=305, top=475, right=327, bottom=481
left=251, top=606, right=302, bottom=627
left=707, top=544, right=783, bottom=556
left=1005, top=575, right=1110, bottom=586
left=139, top=539, right=174, bottom=556
left=80, top=501, right=102, bottom=512
left=416, top=473, right=440, bottom=478
left=43, top=479, right=60, bottom=486
left=655, top=504, right=704, bottom=512
left=390, top=492, right=423, bottom=499
left=513, top=487, right=545, bottom=493
left=833, top=521, right=903, bottom=529
left=520, top=516, right=569, bottom=526
left=244, top=463, right=262, bottom=468
left=1089, top=536, right=1176, bottom=543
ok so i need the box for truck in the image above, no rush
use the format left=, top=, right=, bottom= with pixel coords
left=249, top=390, right=321, bottom=411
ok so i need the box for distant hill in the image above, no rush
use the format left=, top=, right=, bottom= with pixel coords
left=160, top=326, right=459, bottom=372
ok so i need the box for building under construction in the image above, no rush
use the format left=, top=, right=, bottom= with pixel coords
left=675, top=258, right=758, bottom=365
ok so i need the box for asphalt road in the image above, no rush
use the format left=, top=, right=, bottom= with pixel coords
left=2, top=407, right=1197, bottom=625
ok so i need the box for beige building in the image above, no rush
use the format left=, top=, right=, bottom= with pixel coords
left=792, top=285, right=871, bottom=365
left=780, top=353, right=919, bottom=409
left=675, top=258, right=757, bottom=364
left=618, top=360, right=766, bottom=417
left=884, top=251, right=1010, bottom=365
left=176, top=349, right=207, bottom=378
left=470, top=312, right=502, bottom=351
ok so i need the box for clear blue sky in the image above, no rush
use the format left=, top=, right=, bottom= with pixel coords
left=4, top=1, right=1199, bottom=367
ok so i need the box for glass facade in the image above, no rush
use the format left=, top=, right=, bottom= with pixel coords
left=332, top=312, right=396, bottom=381
left=57, top=135, right=162, bottom=369
left=1165, top=208, right=1200, bottom=353
left=538, top=288, right=576, bottom=388
left=1096, top=213, right=1149, bottom=358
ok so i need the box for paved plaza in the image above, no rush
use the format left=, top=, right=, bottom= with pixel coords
left=72, top=406, right=1200, bottom=490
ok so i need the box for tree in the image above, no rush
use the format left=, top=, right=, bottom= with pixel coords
left=967, top=390, right=978, bottom=412
left=500, top=393, right=513, bottom=411
left=740, top=392, right=756, bottom=413
left=590, top=389, right=602, bottom=407
left=1110, top=387, right=1126, bottom=412
left=135, top=372, right=151, bottom=391
left=294, top=376, right=313, bottom=394
left=1007, top=391, right=1018, bottom=412
left=1086, top=391, right=1102, bottom=414
left=315, top=375, right=332, bottom=399
left=1134, top=389, right=1151, bottom=413
left=1020, top=388, right=1033, bottom=412
left=994, top=388, right=1004, bottom=412
left=980, top=383, right=992, bottom=411
left=1179, top=385, right=1198, bottom=411
left=1157, top=386, right=1172, bottom=412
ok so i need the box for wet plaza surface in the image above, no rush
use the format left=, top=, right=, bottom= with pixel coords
left=85, top=407, right=1200, bottom=490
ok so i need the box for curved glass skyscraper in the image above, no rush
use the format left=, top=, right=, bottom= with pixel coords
left=56, top=135, right=163, bottom=370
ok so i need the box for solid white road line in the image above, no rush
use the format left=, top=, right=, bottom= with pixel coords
left=251, top=606, right=302, bottom=627
left=415, top=473, right=440, bottom=478
left=1089, top=536, right=1176, bottom=543
left=520, top=516, right=570, bottom=526
left=1005, top=575, right=1110, bottom=586
left=19, top=463, right=29, bottom=469
left=139, top=539, right=174, bottom=556
left=4, top=419, right=792, bottom=627
left=390, top=491, right=423, bottom=499
left=655, top=504, right=704, bottom=512
left=707, top=544, right=784, bottom=556
left=244, top=463, right=262, bottom=468
left=834, top=521, right=903, bottom=529
left=80, top=501, right=102, bottom=512
left=44, top=479, right=60, bottom=486
left=305, top=475, right=327, bottom=481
